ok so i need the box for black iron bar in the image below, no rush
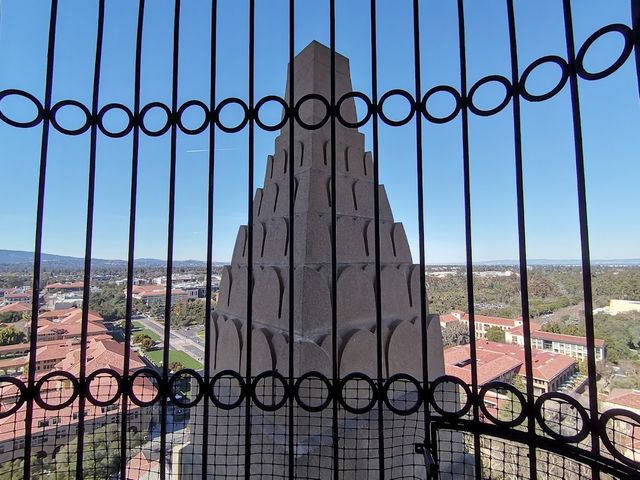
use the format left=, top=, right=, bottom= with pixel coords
left=75, top=2, right=105, bottom=477
left=505, top=1, right=537, bottom=477
left=201, top=1, right=218, bottom=478
left=633, top=0, right=640, bottom=98
left=119, top=2, right=146, bottom=478
left=561, top=2, right=601, bottom=479
left=329, top=0, right=340, bottom=478
left=24, top=1, right=58, bottom=478
left=456, top=1, right=483, bottom=477
left=369, top=0, right=386, bottom=477
left=411, top=0, right=432, bottom=457
left=244, top=0, right=255, bottom=478
left=160, top=1, right=182, bottom=478
left=287, top=0, right=296, bottom=478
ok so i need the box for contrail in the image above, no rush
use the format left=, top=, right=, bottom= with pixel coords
left=186, top=148, right=239, bottom=153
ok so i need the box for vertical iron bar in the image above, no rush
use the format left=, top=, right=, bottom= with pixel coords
left=455, top=1, right=483, bottom=477
left=287, top=0, right=296, bottom=479
left=369, top=0, right=386, bottom=477
left=244, top=1, right=255, bottom=478
left=328, top=0, right=340, bottom=478
left=201, top=1, right=218, bottom=478
left=505, top=1, right=538, bottom=477
left=75, top=1, right=106, bottom=477
left=160, top=2, right=182, bottom=478
left=561, top=2, right=601, bottom=479
left=632, top=0, right=640, bottom=98
left=120, top=1, right=146, bottom=478
left=411, top=0, right=432, bottom=456
left=24, top=1, right=58, bottom=477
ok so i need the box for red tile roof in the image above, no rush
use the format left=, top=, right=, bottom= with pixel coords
left=531, top=329, right=605, bottom=348
left=56, top=338, right=146, bottom=376
left=0, top=378, right=154, bottom=443
left=126, top=451, right=160, bottom=480
left=3, top=292, right=31, bottom=299
left=459, top=313, right=520, bottom=328
left=45, top=281, right=84, bottom=290
left=506, top=322, right=542, bottom=337
left=605, top=389, right=640, bottom=411
left=0, top=302, right=31, bottom=314
left=130, top=285, right=188, bottom=297
left=38, top=307, right=80, bottom=319
left=444, top=340, right=577, bottom=385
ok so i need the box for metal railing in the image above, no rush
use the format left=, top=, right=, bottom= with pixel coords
left=0, top=0, right=638, bottom=478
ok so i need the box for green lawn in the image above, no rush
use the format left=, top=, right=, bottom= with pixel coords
left=144, top=349, right=203, bottom=371
left=131, top=321, right=161, bottom=342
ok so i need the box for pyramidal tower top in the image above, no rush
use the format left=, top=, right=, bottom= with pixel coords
left=212, top=41, right=443, bottom=380
left=184, top=41, right=449, bottom=479
left=282, top=40, right=359, bottom=129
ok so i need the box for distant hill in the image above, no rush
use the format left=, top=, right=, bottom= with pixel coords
left=0, top=249, right=212, bottom=268
left=2, top=249, right=638, bottom=269
left=429, top=258, right=640, bottom=267
left=476, top=259, right=640, bottom=266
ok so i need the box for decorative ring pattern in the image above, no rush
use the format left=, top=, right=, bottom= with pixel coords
left=0, top=21, right=633, bottom=136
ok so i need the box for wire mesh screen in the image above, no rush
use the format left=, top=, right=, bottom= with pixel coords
left=0, top=0, right=639, bottom=479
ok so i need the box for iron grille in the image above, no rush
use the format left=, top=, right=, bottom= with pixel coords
left=0, top=0, right=639, bottom=479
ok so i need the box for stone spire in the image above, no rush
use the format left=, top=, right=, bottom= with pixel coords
left=182, top=41, right=450, bottom=479
left=213, top=41, right=443, bottom=380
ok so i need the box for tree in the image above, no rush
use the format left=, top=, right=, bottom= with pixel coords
left=510, top=374, right=526, bottom=393
left=576, top=359, right=588, bottom=375
left=442, top=321, right=470, bottom=348
left=132, top=333, right=154, bottom=352
left=169, top=361, right=184, bottom=372
left=170, top=300, right=206, bottom=327
left=0, top=326, right=26, bottom=346
left=89, top=284, right=126, bottom=321
left=0, top=311, right=24, bottom=324
left=132, top=332, right=151, bottom=344
left=35, top=423, right=147, bottom=479
left=486, top=326, right=506, bottom=343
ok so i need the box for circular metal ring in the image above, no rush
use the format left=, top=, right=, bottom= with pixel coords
left=378, top=89, right=416, bottom=127
left=520, top=55, right=569, bottom=102
left=598, top=408, right=640, bottom=468
left=337, top=372, right=378, bottom=415
left=140, top=102, right=173, bottom=137
left=576, top=24, right=634, bottom=81
left=34, top=370, right=79, bottom=410
left=254, top=95, right=289, bottom=132
left=468, top=75, right=513, bottom=117
left=336, top=91, right=373, bottom=128
left=97, top=103, right=134, bottom=138
left=293, top=371, right=332, bottom=413
left=85, top=368, right=122, bottom=407
left=177, top=100, right=210, bottom=135
left=478, top=381, right=527, bottom=428
left=128, top=368, right=162, bottom=407
left=208, top=369, right=246, bottom=410
left=0, top=89, right=44, bottom=128
left=421, top=85, right=462, bottom=124
left=0, top=377, right=26, bottom=419
left=50, top=99, right=92, bottom=135
left=215, top=97, right=250, bottom=133
left=251, top=370, right=288, bottom=412
left=428, top=375, right=472, bottom=419
left=382, top=373, right=423, bottom=416
left=168, top=368, right=204, bottom=408
left=294, top=93, right=331, bottom=131
left=534, top=391, right=590, bottom=443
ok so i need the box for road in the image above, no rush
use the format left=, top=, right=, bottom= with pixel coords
left=136, top=316, right=205, bottom=365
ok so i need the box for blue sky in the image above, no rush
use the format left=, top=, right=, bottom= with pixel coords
left=0, top=0, right=638, bottom=264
